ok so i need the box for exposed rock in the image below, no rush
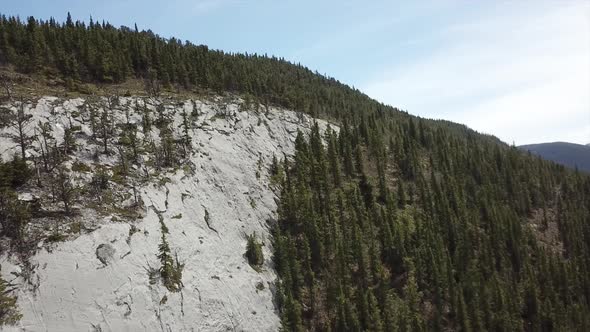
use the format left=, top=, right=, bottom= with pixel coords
left=0, top=96, right=336, bottom=332
left=95, top=243, right=116, bottom=265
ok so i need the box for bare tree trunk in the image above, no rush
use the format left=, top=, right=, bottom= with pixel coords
left=0, top=75, right=12, bottom=100
left=18, top=120, right=26, bottom=160
left=13, top=100, right=32, bottom=161
left=34, top=160, right=42, bottom=187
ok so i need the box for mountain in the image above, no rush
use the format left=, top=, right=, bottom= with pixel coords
left=519, top=142, right=590, bottom=172
left=0, top=14, right=589, bottom=331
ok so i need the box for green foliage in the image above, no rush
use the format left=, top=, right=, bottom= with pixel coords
left=52, top=166, right=76, bottom=215
left=110, top=164, right=127, bottom=185
left=269, top=154, right=285, bottom=187
left=0, top=189, right=30, bottom=241
left=0, top=271, right=21, bottom=326
left=0, top=157, right=31, bottom=240
left=46, top=232, right=67, bottom=243
left=89, top=166, right=110, bottom=196
left=157, top=232, right=184, bottom=292
left=71, top=161, right=91, bottom=173
left=0, top=156, right=31, bottom=189
left=273, top=124, right=590, bottom=331
left=246, top=233, right=264, bottom=269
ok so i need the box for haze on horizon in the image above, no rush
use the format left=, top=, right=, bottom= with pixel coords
left=2, top=0, right=589, bottom=145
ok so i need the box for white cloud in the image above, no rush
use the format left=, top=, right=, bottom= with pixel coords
left=362, top=1, right=590, bottom=145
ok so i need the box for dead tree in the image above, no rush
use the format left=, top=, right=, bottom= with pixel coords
left=35, top=121, right=54, bottom=172
left=100, top=102, right=112, bottom=155
left=0, top=74, right=13, bottom=100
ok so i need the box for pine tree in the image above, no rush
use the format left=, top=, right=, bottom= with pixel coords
left=282, top=293, right=304, bottom=332
left=367, top=291, right=384, bottom=332
left=0, top=270, right=21, bottom=326
left=157, top=232, right=183, bottom=292
left=0, top=189, right=30, bottom=241
left=180, top=108, right=192, bottom=157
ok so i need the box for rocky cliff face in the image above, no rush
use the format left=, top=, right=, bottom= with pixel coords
left=0, top=96, right=335, bottom=331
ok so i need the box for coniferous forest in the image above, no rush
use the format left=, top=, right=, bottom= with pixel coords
left=1, top=13, right=589, bottom=331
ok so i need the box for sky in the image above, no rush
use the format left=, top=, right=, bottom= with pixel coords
left=2, top=0, right=589, bottom=145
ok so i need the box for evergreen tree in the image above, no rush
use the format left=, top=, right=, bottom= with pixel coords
left=246, top=233, right=264, bottom=268
left=0, top=270, right=21, bottom=326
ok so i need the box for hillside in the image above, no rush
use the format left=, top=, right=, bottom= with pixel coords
left=0, top=14, right=589, bottom=332
left=0, top=95, right=333, bottom=331
left=519, top=142, right=590, bottom=173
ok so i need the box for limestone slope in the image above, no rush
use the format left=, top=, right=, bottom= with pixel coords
left=0, top=96, right=335, bottom=332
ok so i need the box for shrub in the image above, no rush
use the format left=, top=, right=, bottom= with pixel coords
left=71, top=161, right=91, bottom=172
left=246, top=233, right=264, bottom=269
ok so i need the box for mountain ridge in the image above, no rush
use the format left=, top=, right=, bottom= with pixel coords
left=519, top=141, right=590, bottom=172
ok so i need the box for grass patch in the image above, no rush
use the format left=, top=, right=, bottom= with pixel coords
left=158, top=177, right=171, bottom=187
left=46, top=233, right=67, bottom=243
left=71, top=161, right=91, bottom=173
left=68, top=221, right=82, bottom=234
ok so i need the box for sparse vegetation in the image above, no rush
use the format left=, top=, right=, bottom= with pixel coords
left=71, top=161, right=91, bottom=173
left=46, top=232, right=67, bottom=243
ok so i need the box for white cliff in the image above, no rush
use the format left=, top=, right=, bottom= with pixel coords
left=0, top=96, right=336, bottom=332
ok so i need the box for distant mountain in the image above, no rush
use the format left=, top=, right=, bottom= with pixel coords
left=519, top=142, right=590, bottom=172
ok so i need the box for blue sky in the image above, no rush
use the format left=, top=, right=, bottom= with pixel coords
left=2, top=0, right=589, bottom=145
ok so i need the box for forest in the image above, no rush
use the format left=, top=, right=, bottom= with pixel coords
left=272, top=120, right=590, bottom=331
left=0, top=13, right=589, bottom=331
